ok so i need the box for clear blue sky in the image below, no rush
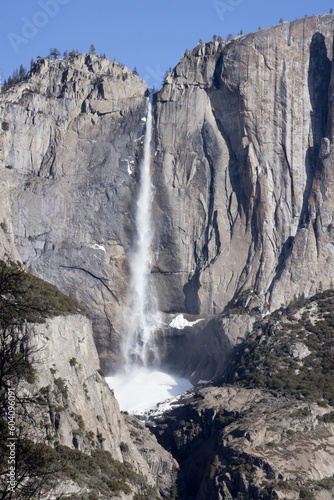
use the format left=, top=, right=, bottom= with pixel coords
left=1, top=0, right=333, bottom=89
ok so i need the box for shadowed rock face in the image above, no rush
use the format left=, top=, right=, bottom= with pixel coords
left=158, top=313, right=256, bottom=385
left=1, top=16, right=334, bottom=374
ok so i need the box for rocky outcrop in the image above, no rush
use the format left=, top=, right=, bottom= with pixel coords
left=26, top=313, right=177, bottom=497
left=153, top=14, right=334, bottom=317
left=0, top=53, right=148, bottom=373
left=150, top=288, right=334, bottom=498
left=149, top=385, right=334, bottom=499
left=123, top=413, right=178, bottom=498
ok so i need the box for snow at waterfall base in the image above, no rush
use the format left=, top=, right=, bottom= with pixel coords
left=106, top=368, right=193, bottom=415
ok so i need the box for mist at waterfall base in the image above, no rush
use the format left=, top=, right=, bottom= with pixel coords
left=106, top=97, right=192, bottom=415
left=106, top=368, right=193, bottom=415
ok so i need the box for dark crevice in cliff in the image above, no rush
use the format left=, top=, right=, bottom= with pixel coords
left=267, top=235, right=295, bottom=303
left=281, top=142, right=295, bottom=207
left=151, top=268, right=186, bottom=276
left=280, top=58, right=297, bottom=217
left=201, top=123, right=221, bottom=268
left=308, top=33, right=331, bottom=150
left=300, top=32, right=331, bottom=229
left=183, top=269, right=200, bottom=315
left=149, top=404, right=254, bottom=500
left=250, top=176, right=263, bottom=252
left=148, top=405, right=219, bottom=499
left=59, top=265, right=120, bottom=304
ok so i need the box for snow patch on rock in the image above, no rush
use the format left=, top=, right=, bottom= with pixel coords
left=169, top=314, right=203, bottom=330
left=87, top=244, right=106, bottom=252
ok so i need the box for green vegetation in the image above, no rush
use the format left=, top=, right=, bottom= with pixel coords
left=49, top=48, right=61, bottom=60
left=120, top=441, right=129, bottom=453
left=232, top=290, right=334, bottom=404
left=69, top=357, right=78, bottom=366
left=0, top=220, right=8, bottom=232
left=0, top=259, right=88, bottom=325
left=54, top=377, right=69, bottom=400
left=2, top=440, right=158, bottom=499
left=71, top=412, right=85, bottom=432
left=2, top=64, right=28, bottom=92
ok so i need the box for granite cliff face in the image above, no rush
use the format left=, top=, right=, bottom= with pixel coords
left=154, top=14, right=334, bottom=319
left=2, top=16, right=334, bottom=373
left=7, top=313, right=177, bottom=499
left=0, top=53, right=148, bottom=372
left=149, top=385, right=334, bottom=500
left=30, top=315, right=177, bottom=494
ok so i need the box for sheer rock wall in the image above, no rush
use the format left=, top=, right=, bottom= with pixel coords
left=153, top=15, right=334, bottom=318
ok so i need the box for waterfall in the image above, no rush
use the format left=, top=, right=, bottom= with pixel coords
left=107, top=96, right=193, bottom=413
left=125, top=96, right=160, bottom=367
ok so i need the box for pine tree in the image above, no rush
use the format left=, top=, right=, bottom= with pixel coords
left=330, top=8, right=333, bottom=14
left=89, top=44, right=96, bottom=54
left=12, top=68, right=19, bottom=84
left=69, top=50, right=76, bottom=62
left=49, top=48, right=60, bottom=60
left=133, top=67, right=138, bottom=75
left=19, top=64, right=26, bottom=81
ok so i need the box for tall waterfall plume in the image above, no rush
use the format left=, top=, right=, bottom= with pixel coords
left=125, top=96, right=160, bottom=366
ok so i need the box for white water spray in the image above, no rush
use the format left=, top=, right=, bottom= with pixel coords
left=125, top=96, right=160, bottom=366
